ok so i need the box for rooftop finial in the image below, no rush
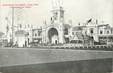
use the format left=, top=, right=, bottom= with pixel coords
left=52, top=0, right=63, bottom=9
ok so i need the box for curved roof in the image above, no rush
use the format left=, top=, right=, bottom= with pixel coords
left=64, top=24, right=71, bottom=28
left=15, top=30, right=27, bottom=37
left=72, top=26, right=83, bottom=31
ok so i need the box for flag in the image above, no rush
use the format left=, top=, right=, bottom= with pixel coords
left=87, top=18, right=92, bottom=23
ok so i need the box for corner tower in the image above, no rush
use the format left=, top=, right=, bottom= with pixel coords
left=42, top=0, right=65, bottom=44
left=51, top=0, right=64, bottom=25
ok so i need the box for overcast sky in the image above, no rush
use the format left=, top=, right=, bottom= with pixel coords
left=0, top=0, right=113, bottom=32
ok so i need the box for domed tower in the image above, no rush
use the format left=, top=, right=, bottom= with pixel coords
left=43, top=0, right=65, bottom=44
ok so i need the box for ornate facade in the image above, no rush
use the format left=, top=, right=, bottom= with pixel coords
left=41, top=6, right=70, bottom=44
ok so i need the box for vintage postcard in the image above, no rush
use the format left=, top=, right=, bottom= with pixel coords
left=0, top=0, right=113, bottom=73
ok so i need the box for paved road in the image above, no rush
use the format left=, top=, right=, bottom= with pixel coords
left=0, top=48, right=112, bottom=66
left=0, top=48, right=112, bottom=73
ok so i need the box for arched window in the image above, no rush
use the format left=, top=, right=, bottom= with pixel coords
left=35, top=33, right=37, bottom=36
left=90, top=28, right=94, bottom=34
left=107, top=31, right=109, bottom=34
left=100, top=30, right=103, bottom=34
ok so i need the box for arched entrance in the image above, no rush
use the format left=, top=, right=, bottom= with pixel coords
left=48, top=28, right=59, bottom=44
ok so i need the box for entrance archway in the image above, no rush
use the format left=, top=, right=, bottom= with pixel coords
left=48, top=28, right=59, bottom=44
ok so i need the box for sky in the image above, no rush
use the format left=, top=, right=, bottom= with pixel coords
left=0, top=0, right=113, bottom=33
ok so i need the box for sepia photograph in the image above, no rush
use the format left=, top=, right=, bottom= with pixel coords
left=0, top=0, right=113, bottom=73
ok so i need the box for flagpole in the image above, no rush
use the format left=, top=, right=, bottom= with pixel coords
left=12, top=7, right=14, bottom=47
